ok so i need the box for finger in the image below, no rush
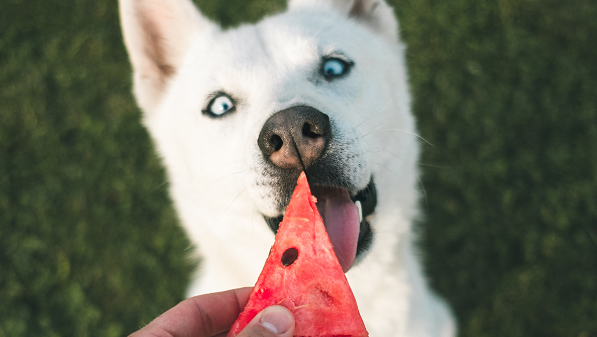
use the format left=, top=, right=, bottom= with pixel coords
left=130, top=287, right=252, bottom=337
left=234, top=305, right=295, bottom=337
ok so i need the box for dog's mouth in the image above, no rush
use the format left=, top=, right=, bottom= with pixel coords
left=264, top=177, right=376, bottom=272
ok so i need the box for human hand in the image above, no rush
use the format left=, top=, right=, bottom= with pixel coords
left=129, top=287, right=295, bottom=337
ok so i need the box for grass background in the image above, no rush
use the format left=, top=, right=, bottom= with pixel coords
left=1, top=0, right=595, bottom=336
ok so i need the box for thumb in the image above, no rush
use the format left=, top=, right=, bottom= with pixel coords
left=236, top=305, right=295, bottom=337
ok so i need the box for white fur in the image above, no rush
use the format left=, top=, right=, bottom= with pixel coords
left=119, top=0, right=456, bottom=336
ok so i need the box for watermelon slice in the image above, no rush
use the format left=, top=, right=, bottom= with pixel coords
left=228, top=172, right=368, bottom=337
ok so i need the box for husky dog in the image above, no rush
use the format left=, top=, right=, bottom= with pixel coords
left=119, top=0, right=455, bottom=335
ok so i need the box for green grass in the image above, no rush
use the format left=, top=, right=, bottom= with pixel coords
left=1, top=0, right=595, bottom=336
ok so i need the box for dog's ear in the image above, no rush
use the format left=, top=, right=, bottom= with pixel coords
left=119, top=0, right=214, bottom=114
left=288, top=0, right=398, bottom=41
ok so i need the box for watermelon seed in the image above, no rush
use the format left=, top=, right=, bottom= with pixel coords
left=281, top=248, right=298, bottom=266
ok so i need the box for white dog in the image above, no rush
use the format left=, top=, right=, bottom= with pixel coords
left=119, top=0, right=455, bottom=336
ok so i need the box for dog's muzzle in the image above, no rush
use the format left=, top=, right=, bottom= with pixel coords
left=259, top=106, right=375, bottom=272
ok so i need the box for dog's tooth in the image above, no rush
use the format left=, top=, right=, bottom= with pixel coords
left=355, top=200, right=363, bottom=223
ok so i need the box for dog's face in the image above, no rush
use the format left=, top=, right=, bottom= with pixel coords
left=121, top=0, right=418, bottom=274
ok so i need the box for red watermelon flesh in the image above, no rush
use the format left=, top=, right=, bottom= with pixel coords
left=228, top=172, right=368, bottom=337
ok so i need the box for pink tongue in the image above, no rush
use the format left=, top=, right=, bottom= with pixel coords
left=312, top=186, right=360, bottom=272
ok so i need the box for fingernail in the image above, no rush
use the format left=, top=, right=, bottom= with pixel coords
left=259, top=305, right=293, bottom=334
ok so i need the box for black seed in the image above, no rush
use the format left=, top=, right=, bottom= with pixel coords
left=281, top=248, right=299, bottom=266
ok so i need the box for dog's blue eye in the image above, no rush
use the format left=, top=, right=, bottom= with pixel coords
left=208, top=95, right=235, bottom=117
left=323, top=59, right=347, bottom=77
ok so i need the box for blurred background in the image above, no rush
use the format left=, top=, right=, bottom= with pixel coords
left=1, top=0, right=595, bottom=336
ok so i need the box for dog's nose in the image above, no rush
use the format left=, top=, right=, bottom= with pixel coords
left=258, top=106, right=331, bottom=169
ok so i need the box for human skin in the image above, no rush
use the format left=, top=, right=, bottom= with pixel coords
left=129, top=287, right=295, bottom=337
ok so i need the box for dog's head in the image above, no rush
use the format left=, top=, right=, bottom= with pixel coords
left=120, top=0, right=419, bottom=273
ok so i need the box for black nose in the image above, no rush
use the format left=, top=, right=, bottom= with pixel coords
left=258, top=106, right=331, bottom=169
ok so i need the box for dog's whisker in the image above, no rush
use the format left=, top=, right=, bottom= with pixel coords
left=370, top=162, right=424, bottom=199
left=358, top=124, right=386, bottom=139
left=370, top=147, right=407, bottom=163
left=370, top=147, right=431, bottom=209
left=369, top=155, right=428, bottom=207
left=416, top=173, right=429, bottom=210
left=154, top=178, right=170, bottom=190
left=373, top=149, right=430, bottom=209
left=195, top=171, right=244, bottom=196
left=373, top=145, right=452, bottom=170
left=354, top=101, right=393, bottom=130
left=191, top=160, right=245, bottom=168
left=385, top=129, right=435, bottom=148
left=418, top=163, right=453, bottom=169
left=198, top=187, right=248, bottom=243
left=361, top=127, right=435, bottom=148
